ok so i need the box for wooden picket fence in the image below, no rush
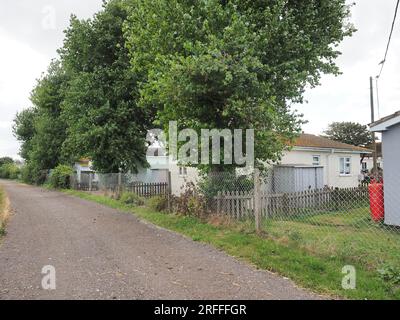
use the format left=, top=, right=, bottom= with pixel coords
left=213, top=187, right=369, bottom=219
left=118, top=182, right=169, bottom=198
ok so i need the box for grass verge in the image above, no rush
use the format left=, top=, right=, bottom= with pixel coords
left=0, top=186, right=10, bottom=237
left=63, top=189, right=400, bottom=300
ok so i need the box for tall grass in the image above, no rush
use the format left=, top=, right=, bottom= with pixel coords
left=0, top=187, right=8, bottom=237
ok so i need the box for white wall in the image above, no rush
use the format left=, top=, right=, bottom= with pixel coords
left=280, top=149, right=362, bottom=188
left=169, top=157, right=200, bottom=195
left=362, top=156, right=383, bottom=172
left=167, top=149, right=364, bottom=195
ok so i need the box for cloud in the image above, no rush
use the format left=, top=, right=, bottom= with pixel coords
left=0, top=1, right=103, bottom=158
left=296, top=0, right=400, bottom=135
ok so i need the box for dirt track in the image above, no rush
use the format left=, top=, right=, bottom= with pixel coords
left=0, top=180, right=320, bottom=300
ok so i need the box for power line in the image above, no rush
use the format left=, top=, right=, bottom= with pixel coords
left=376, top=0, right=400, bottom=79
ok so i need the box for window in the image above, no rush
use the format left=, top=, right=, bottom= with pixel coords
left=362, top=162, right=367, bottom=171
left=179, top=167, right=188, bottom=176
left=312, top=155, right=321, bottom=166
left=340, top=157, right=351, bottom=175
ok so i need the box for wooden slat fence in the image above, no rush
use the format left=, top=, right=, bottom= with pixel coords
left=213, top=187, right=368, bottom=219
left=121, top=182, right=169, bottom=198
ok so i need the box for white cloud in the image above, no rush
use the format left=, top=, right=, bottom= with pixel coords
left=0, top=0, right=103, bottom=158
left=0, top=28, right=49, bottom=158
left=296, top=0, right=400, bottom=135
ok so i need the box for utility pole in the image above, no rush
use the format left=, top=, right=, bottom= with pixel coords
left=370, top=76, right=378, bottom=176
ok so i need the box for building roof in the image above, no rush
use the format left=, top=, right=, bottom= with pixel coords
left=370, top=110, right=400, bottom=132
left=293, top=133, right=372, bottom=153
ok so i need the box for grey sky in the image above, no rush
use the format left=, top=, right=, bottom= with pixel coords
left=0, top=0, right=399, bottom=159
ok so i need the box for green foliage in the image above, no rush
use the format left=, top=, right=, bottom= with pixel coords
left=0, top=157, right=14, bottom=167
left=125, top=0, right=355, bottom=171
left=20, top=164, right=34, bottom=184
left=59, top=0, right=152, bottom=173
left=13, top=0, right=355, bottom=178
left=323, top=122, right=374, bottom=147
left=13, top=108, right=38, bottom=160
left=13, top=61, right=68, bottom=183
left=199, top=172, right=253, bottom=200
left=119, top=192, right=145, bottom=206
left=147, top=196, right=169, bottom=212
left=0, top=163, right=20, bottom=180
left=19, top=163, right=47, bottom=185
left=378, top=265, right=400, bottom=285
left=49, top=165, right=73, bottom=189
left=171, top=182, right=207, bottom=217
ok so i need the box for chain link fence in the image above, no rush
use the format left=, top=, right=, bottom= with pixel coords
left=70, top=170, right=170, bottom=198
left=190, top=167, right=399, bottom=275
left=66, top=163, right=399, bottom=274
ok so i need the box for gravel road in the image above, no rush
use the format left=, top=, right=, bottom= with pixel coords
left=0, top=180, right=320, bottom=300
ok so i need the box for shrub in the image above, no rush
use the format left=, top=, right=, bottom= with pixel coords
left=20, top=164, right=34, bottom=184
left=171, top=182, right=207, bottom=217
left=49, top=165, right=73, bottom=189
left=0, top=163, right=20, bottom=180
left=120, top=192, right=145, bottom=206
left=147, top=196, right=169, bottom=212
left=198, top=172, right=254, bottom=200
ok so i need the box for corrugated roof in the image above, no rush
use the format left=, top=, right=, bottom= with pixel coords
left=293, top=133, right=372, bottom=153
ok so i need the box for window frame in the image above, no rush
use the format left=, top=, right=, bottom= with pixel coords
left=312, top=155, right=321, bottom=166
left=339, top=157, right=352, bottom=176
left=179, top=166, right=188, bottom=177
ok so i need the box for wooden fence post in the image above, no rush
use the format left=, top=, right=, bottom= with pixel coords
left=254, top=168, right=262, bottom=234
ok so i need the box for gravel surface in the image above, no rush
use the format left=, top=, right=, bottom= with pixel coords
left=0, top=180, right=321, bottom=300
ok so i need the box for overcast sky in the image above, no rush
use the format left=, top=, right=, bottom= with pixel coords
left=1, top=0, right=399, bottom=159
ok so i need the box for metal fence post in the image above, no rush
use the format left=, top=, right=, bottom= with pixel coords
left=89, top=173, right=93, bottom=192
left=167, top=170, right=172, bottom=213
left=118, top=171, right=122, bottom=197
left=254, top=168, right=262, bottom=234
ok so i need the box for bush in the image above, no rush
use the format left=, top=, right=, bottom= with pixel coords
left=147, top=196, right=169, bottom=212
left=171, top=182, right=207, bottom=217
left=49, top=165, right=73, bottom=189
left=120, top=192, right=145, bottom=206
left=0, top=163, right=20, bottom=180
left=198, top=172, right=254, bottom=200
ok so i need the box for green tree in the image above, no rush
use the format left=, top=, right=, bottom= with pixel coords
left=323, top=122, right=373, bottom=147
left=13, top=108, right=38, bottom=161
left=59, top=0, right=153, bottom=173
left=12, top=61, right=68, bottom=184
left=125, top=0, right=355, bottom=172
left=0, top=157, right=14, bottom=167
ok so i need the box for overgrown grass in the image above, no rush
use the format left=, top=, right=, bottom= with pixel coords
left=0, top=186, right=8, bottom=237
left=266, top=208, right=400, bottom=272
left=63, top=189, right=400, bottom=300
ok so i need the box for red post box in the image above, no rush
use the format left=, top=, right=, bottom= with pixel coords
left=369, top=182, right=384, bottom=222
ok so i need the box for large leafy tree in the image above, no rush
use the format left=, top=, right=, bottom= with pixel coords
left=323, top=122, right=373, bottom=147
left=125, top=0, right=355, bottom=171
left=0, top=157, right=14, bottom=167
left=13, top=107, right=38, bottom=161
left=13, top=61, right=68, bottom=183
left=59, top=0, right=153, bottom=173
left=29, top=61, right=69, bottom=170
